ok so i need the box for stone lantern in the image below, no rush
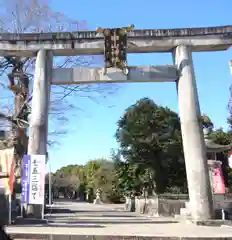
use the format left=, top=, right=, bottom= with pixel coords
left=93, top=188, right=102, bottom=204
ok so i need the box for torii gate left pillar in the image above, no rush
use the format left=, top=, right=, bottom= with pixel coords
left=27, top=50, right=53, bottom=218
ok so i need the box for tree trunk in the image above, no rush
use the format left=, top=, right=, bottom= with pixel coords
left=11, top=72, right=29, bottom=216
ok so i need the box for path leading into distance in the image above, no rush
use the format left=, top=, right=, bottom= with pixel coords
left=45, top=200, right=160, bottom=225
left=6, top=200, right=232, bottom=239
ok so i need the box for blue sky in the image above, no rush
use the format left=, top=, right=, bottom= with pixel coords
left=48, top=0, right=232, bottom=171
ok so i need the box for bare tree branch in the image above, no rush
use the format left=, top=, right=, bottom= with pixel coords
left=0, top=0, right=119, bottom=146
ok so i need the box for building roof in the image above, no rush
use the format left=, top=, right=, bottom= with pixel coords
left=205, top=139, right=232, bottom=153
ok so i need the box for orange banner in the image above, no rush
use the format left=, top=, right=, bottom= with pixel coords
left=0, top=148, right=15, bottom=195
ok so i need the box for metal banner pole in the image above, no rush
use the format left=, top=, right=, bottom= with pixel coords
left=8, top=194, right=11, bottom=224
left=49, top=160, right=52, bottom=206
left=20, top=203, right=23, bottom=217
left=41, top=203, right=44, bottom=219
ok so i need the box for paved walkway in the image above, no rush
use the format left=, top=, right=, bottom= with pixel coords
left=44, top=201, right=161, bottom=224
left=6, top=223, right=232, bottom=238
left=6, top=201, right=232, bottom=238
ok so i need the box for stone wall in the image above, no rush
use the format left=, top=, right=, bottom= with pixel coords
left=133, top=193, right=232, bottom=219
left=135, top=196, right=186, bottom=216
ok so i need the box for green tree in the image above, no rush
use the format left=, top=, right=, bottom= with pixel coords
left=200, top=114, right=214, bottom=129
left=84, top=160, right=105, bottom=189
left=115, top=98, right=187, bottom=194
left=55, top=159, right=119, bottom=202
left=112, top=150, right=153, bottom=196
left=211, top=128, right=231, bottom=145
left=91, top=161, right=118, bottom=202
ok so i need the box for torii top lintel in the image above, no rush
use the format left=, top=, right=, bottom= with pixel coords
left=0, top=25, right=232, bottom=56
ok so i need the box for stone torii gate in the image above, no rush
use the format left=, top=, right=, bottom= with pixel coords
left=1, top=25, right=232, bottom=221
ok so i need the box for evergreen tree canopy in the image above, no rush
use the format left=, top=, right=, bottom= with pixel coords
left=115, top=98, right=187, bottom=194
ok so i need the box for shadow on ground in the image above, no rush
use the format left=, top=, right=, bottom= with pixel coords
left=10, top=233, right=161, bottom=240
left=47, top=212, right=137, bottom=218
left=47, top=208, right=77, bottom=214
left=48, top=208, right=124, bottom=214
left=47, top=219, right=178, bottom=224
left=10, top=233, right=118, bottom=240
left=10, top=223, right=105, bottom=228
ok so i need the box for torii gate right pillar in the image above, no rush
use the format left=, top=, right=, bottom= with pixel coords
left=173, top=45, right=214, bottom=221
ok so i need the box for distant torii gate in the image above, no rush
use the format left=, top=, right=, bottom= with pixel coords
left=1, top=25, right=232, bottom=221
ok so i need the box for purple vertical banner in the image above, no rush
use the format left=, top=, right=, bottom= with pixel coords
left=21, top=155, right=30, bottom=203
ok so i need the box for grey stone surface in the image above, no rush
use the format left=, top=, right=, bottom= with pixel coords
left=1, top=25, right=232, bottom=57
left=52, top=66, right=178, bottom=85
left=173, top=45, right=213, bottom=220
left=135, top=197, right=186, bottom=217
left=8, top=201, right=232, bottom=239
left=0, top=25, right=231, bottom=41
left=7, top=221, right=232, bottom=239
left=9, top=233, right=232, bottom=240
